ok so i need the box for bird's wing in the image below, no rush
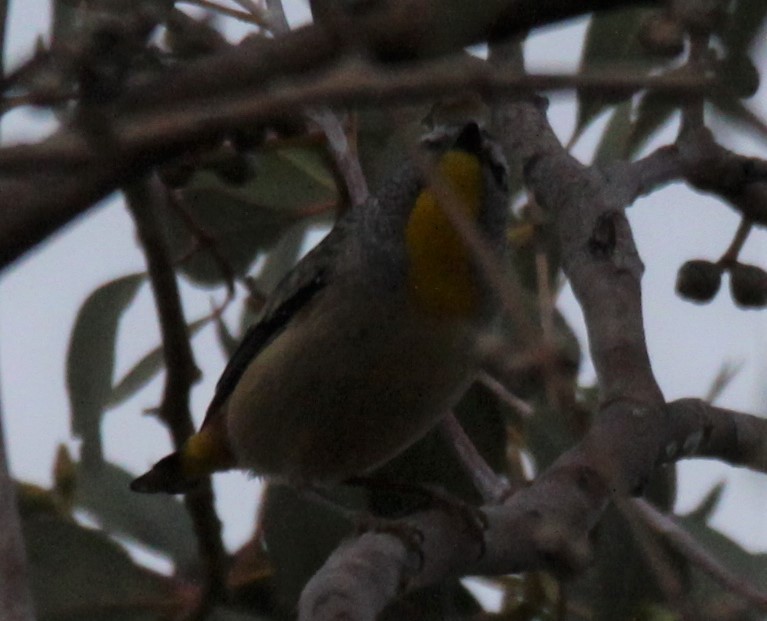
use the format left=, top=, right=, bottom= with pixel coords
left=200, top=213, right=355, bottom=426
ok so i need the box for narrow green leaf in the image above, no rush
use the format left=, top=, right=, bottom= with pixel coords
left=277, top=148, right=337, bottom=190
left=164, top=146, right=337, bottom=286
left=681, top=502, right=767, bottom=597
left=237, top=222, right=315, bottom=337
left=246, top=147, right=338, bottom=211
left=256, top=222, right=313, bottom=293
left=214, top=313, right=240, bottom=359
left=717, top=53, right=761, bottom=100
left=720, top=0, right=767, bottom=56
left=23, top=508, right=172, bottom=621
left=626, top=90, right=677, bottom=158
left=575, top=7, right=659, bottom=139
left=710, top=94, right=767, bottom=149
left=107, top=314, right=212, bottom=409
left=355, top=106, right=430, bottom=190
left=51, top=0, right=79, bottom=47
left=262, top=484, right=355, bottom=612
left=66, top=274, right=145, bottom=456
left=593, top=100, right=633, bottom=166
left=686, top=481, right=726, bottom=522
left=76, top=461, right=198, bottom=567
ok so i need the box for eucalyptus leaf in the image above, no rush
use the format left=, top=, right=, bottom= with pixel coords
left=626, top=90, right=677, bottom=158
left=686, top=481, right=726, bottom=522
left=575, top=7, right=659, bottom=140
left=51, top=0, right=79, bottom=47
left=66, top=273, right=145, bottom=460
left=261, top=484, right=356, bottom=612
left=355, top=106, right=430, bottom=191
left=23, top=509, right=172, bottom=621
left=215, top=312, right=240, bottom=359
left=75, top=461, right=198, bottom=568
left=680, top=497, right=767, bottom=601
left=593, top=100, right=633, bottom=166
left=107, top=314, right=212, bottom=409
left=710, top=94, right=767, bottom=150
left=720, top=0, right=767, bottom=56
left=164, top=147, right=337, bottom=286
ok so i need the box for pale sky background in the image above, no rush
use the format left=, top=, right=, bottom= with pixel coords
left=1, top=0, right=766, bottom=592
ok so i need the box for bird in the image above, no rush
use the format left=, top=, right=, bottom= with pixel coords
left=130, top=121, right=510, bottom=494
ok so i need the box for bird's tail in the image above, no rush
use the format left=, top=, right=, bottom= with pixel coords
left=130, top=427, right=236, bottom=494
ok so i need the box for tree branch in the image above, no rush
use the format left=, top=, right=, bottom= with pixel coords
left=118, top=0, right=660, bottom=111
left=301, top=39, right=725, bottom=618
left=0, top=0, right=691, bottom=272
left=125, top=177, right=228, bottom=612
left=665, top=399, right=767, bottom=471
left=299, top=395, right=767, bottom=620
left=631, top=497, right=767, bottom=612
left=610, top=125, right=767, bottom=225
left=493, top=95, right=663, bottom=405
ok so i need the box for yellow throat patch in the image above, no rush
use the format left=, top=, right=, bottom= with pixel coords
left=405, top=149, right=484, bottom=317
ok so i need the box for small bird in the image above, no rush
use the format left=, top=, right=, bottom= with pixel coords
left=131, top=121, right=509, bottom=494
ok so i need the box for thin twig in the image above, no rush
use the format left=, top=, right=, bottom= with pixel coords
left=616, top=497, right=700, bottom=620
left=703, top=360, right=744, bottom=405
left=231, top=0, right=267, bottom=19
left=265, top=0, right=370, bottom=206
left=718, top=218, right=753, bottom=267
left=0, top=62, right=711, bottom=273
left=477, top=371, right=534, bottom=419
left=631, top=498, right=767, bottom=613
left=179, top=0, right=269, bottom=26
left=164, top=189, right=237, bottom=297
left=309, top=108, right=370, bottom=206
left=530, top=201, right=563, bottom=410
left=0, top=65, right=714, bottom=173
left=125, top=176, right=228, bottom=613
left=680, top=32, right=710, bottom=133
left=439, top=412, right=511, bottom=503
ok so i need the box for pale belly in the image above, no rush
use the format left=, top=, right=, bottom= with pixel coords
left=225, top=297, right=483, bottom=484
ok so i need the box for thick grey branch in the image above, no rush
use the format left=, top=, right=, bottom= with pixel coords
left=493, top=95, right=663, bottom=405
left=666, top=398, right=767, bottom=471
left=676, top=126, right=767, bottom=226
left=300, top=396, right=766, bottom=620
left=605, top=127, right=767, bottom=225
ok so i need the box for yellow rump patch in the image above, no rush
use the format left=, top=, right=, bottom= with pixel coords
left=182, top=426, right=235, bottom=479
